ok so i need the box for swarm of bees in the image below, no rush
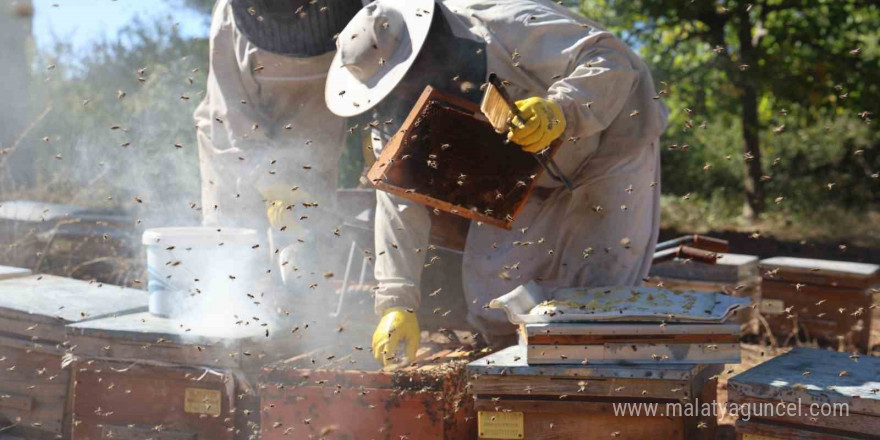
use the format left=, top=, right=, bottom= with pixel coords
left=3, top=2, right=877, bottom=440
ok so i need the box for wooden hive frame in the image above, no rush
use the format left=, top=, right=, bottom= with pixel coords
left=366, top=86, right=561, bottom=230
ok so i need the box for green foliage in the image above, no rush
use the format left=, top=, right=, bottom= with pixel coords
left=763, top=111, right=879, bottom=210
left=10, top=18, right=209, bottom=224
left=579, top=0, right=880, bottom=216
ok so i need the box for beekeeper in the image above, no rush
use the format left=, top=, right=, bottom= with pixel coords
left=325, top=0, right=668, bottom=364
left=194, top=0, right=362, bottom=267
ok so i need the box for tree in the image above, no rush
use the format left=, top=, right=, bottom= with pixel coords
left=580, top=0, right=880, bottom=218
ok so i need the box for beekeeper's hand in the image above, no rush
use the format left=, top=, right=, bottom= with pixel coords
left=260, top=184, right=310, bottom=231
left=372, top=307, right=419, bottom=366
left=508, top=97, right=567, bottom=153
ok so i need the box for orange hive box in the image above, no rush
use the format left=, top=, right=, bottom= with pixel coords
left=0, top=275, right=146, bottom=440
left=258, top=341, right=479, bottom=440
left=757, top=257, right=879, bottom=352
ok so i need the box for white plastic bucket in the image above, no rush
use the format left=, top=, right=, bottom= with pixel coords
left=143, top=227, right=259, bottom=318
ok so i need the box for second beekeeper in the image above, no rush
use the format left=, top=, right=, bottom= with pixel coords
left=324, top=0, right=669, bottom=364
left=194, top=0, right=363, bottom=282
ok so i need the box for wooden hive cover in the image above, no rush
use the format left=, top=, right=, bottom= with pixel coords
left=0, top=275, right=147, bottom=341
left=0, top=265, right=31, bottom=281
left=66, top=311, right=272, bottom=369
left=759, top=257, right=879, bottom=289
left=728, top=347, right=880, bottom=418
left=650, top=253, right=759, bottom=283
left=366, top=86, right=560, bottom=230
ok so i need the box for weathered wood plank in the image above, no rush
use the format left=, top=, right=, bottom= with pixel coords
left=730, top=396, right=878, bottom=437
left=735, top=419, right=866, bottom=440
left=66, top=333, right=243, bottom=369
left=102, top=424, right=198, bottom=440
left=0, top=340, right=70, bottom=438
left=467, top=345, right=706, bottom=380
left=759, top=257, right=879, bottom=289
left=728, top=347, right=880, bottom=417
left=470, top=346, right=720, bottom=440
left=0, top=275, right=147, bottom=326
left=760, top=280, right=874, bottom=350
left=70, top=361, right=236, bottom=440
left=525, top=322, right=741, bottom=336
left=650, top=253, right=759, bottom=283
left=475, top=402, right=688, bottom=440
left=526, top=342, right=741, bottom=365
left=470, top=374, right=692, bottom=400
left=0, top=393, right=33, bottom=411
left=0, top=266, right=31, bottom=281
left=65, top=311, right=264, bottom=344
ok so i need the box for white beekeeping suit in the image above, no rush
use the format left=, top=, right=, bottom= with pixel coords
left=195, top=0, right=363, bottom=278
left=327, top=0, right=668, bottom=343
left=449, top=0, right=668, bottom=339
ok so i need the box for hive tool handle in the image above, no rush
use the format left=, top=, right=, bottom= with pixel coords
left=534, top=150, right=574, bottom=191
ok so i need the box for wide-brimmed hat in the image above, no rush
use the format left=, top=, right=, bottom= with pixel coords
left=325, top=0, right=435, bottom=117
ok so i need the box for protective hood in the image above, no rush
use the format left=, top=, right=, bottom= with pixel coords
left=230, top=0, right=363, bottom=57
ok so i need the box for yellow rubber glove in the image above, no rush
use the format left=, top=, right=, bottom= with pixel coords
left=372, top=307, right=420, bottom=366
left=259, top=184, right=310, bottom=231
left=507, top=97, right=567, bottom=153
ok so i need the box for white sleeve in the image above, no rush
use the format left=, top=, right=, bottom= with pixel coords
left=546, top=30, right=640, bottom=140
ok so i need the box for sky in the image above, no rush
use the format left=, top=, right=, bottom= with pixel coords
left=32, top=0, right=210, bottom=54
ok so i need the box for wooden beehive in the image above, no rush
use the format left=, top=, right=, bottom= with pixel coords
left=728, top=347, right=880, bottom=439
left=64, top=311, right=281, bottom=440
left=757, top=257, right=879, bottom=351
left=646, top=253, right=760, bottom=331
left=0, top=275, right=147, bottom=439
left=467, top=345, right=721, bottom=440
left=366, top=87, right=560, bottom=230
left=0, top=265, right=31, bottom=280
left=258, top=339, right=479, bottom=440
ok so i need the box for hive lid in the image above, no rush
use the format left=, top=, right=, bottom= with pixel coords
left=467, top=345, right=704, bottom=380
left=649, top=253, right=759, bottom=283
left=66, top=310, right=267, bottom=343
left=0, top=265, right=31, bottom=281
left=728, top=347, right=880, bottom=417
left=490, top=281, right=750, bottom=325
left=759, top=257, right=879, bottom=289
left=0, top=275, right=147, bottom=326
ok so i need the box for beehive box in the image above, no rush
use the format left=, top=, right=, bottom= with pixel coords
left=467, top=345, right=721, bottom=440
left=0, top=265, right=31, bottom=280
left=647, top=253, right=760, bottom=331
left=0, top=201, right=136, bottom=284
left=757, top=257, right=879, bottom=351
left=64, top=311, right=279, bottom=440
left=728, top=347, right=880, bottom=439
left=0, top=275, right=147, bottom=439
left=366, top=87, right=560, bottom=230
left=258, top=339, right=479, bottom=440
